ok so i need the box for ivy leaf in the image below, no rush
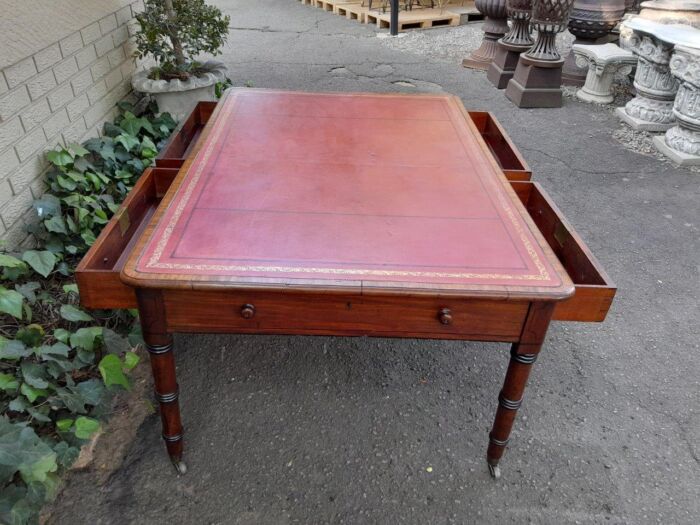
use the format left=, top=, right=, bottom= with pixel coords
left=74, top=417, right=100, bottom=440
left=0, top=340, right=30, bottom=360
left=53, top=441, right=80, bottom=469
left=45, top=215, right=68, bottom=234
left=0, top=373, right=18, bottom=392
left=37, top=342, right=70, bottom=358
left=9, top=396, right=29, bottom=413
left=20, top=363, right=49, bottom=390
left=15, top=281, right=41, bottom=304
left=81, top=229, right=97, bottom=246
left=99, top=142, right=116, bottom=163
left=53, top=329, right=70, bottom=344
left=21, top=250, right=56, bottom=278
left=76, top=379, right=105, bottom=406
left=140, top=136, right=158, bottom=158
left=55, top=388, right=87, bottom=414
left=20, top=383, right=48, bottom=403
left=115, top=133, right=140, bottom=152
left=15, top=325, right=44, bottom=347
left=0, top=254, right=26, bottom=269
left=56, top=419, right=73, bottom=432
left=60, top=304, right=92, bottom=322
left=0, top=286, right=24, bottom=319
left=103, top=328, right=130, bottom=355
left=0, top=483, right=33, bottom=525
left=46, top=149, right=72, bottom=167
left=98, top=354, right=130, bottom=390
left=27, top=406, right=51, bottom=423
left=70, top=327, right=103, bottom=351
left=120, top=116, right=142, bottom=136
left=123, top=352, right=140, bottom=371
left=67, top=143, right=89, bottom=157
left=62, top=283, right=79, bottom=295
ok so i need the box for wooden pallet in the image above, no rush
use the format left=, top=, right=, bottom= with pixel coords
left=312, top=0, right=336, bottom=11
left=298, top=0, right=473, bottom=31
left=332, top=0, right=363, bottom=17
left=367, top=7, right=460, bottom=30
left=341, top=2, right=370, bottom=23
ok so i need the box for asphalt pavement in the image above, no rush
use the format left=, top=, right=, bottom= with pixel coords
left=49, top=2, right=700, bottom=524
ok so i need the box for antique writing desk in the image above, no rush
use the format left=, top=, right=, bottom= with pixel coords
left=76, top=89, right=615, bottom=478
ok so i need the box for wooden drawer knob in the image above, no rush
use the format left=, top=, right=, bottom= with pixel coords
left=240, top=304, right=256, bottom=319
left=438, top=308, right=452, bottom=325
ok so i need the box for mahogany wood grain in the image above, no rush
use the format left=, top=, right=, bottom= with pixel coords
left=510, top=181, right=616, bottom=322
left=75, top=167, right=177, bottom=309
left=467, top=111, right=532, bottom=182
left=163, top=289, right=529, bottom=341
left=487, top=302, right=555, bottom=468
left=155, top=101, right=216, bottom=169
left=137, top=289, right=183, bottom=462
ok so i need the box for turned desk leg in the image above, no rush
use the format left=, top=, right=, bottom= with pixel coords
left=137, top=290, right=186, bottom=474
left=487, top=302, right=554, bottom=479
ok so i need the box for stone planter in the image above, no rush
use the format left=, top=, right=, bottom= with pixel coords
left=132, top=61, right=228, bottom=121
left=487, top=0, right=535, bottom=89
left=505, top=0, right=577, bottom=107
left=562, top=0, right=627, bottom=86
left=463, top=0, right=509, bottom=70
left=639, top=0, right=700, bottom=27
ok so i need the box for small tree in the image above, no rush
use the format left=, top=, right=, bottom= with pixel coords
left=135, top=0, right=230, bottom=80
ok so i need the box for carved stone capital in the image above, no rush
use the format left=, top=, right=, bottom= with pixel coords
left=669, top=45, right=700, bottom=89
left=574, top=43, right=638, bottom=104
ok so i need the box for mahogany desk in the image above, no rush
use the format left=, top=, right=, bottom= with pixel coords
left=76, top=89, right=615, bottom=478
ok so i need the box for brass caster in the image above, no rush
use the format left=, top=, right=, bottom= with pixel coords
left=488, top=463, right=501, bottom=480
left=172, top=459, right=187, bottom=475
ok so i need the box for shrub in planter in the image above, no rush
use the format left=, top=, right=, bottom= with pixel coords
left=132, top=0, right=231, bottom=120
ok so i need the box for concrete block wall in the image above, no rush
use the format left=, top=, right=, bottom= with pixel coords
left=0, top=0, right=144, bottom=248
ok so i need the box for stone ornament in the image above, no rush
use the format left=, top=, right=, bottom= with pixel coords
left=574, top=43, right=637, bottom=104
left=463, top=0, right=509, bottom=70
left=654, top=45, right=700, bottom=166
left=562, top=0, right=626, bottom=86
left=639, top=0, right=700, bottom=28
left=487, top=0, right=534, bottom=88
left=132, top=60, right=228, bottom=121
left=502, top=0, right=535, bottom=48
left=131, top=60, right=228, bottom=94
left=614, top=19, right=688, bottom=131
left=524, top=0, right=577, bottom=62
left=504, top=0, right=576, bottom=107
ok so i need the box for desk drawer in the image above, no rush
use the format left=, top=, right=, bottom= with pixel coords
left=75, top=167, right=178, bottom=309
left=511, top=181, right=616, bottom=322
left=164, top=290, right=528, bottom=341
left=468, top=112, right=532, bottom=182
left=155, top=101, right=216, bottom=169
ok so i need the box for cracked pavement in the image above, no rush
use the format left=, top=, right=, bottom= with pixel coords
left=49, top=1, right=699, bottom=524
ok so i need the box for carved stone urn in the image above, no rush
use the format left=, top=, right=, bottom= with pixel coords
left=487, top=0, right=535, bottom=88
left=561, top=0, right=627, bottom=86
left=505, top=0, right=577, bottom=107
left=639, top=0, right=700, bottom=28
left=463, top=0, right=510, bottom=70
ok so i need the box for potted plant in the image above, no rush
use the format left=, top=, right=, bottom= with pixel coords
left=132, top=0, right=230, bottom=120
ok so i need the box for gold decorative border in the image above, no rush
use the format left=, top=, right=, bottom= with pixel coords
left=142, top=92, right=552, bottom=283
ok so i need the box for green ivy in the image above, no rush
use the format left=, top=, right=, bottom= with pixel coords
left=29, top=101, right=176, bottom=261
left=0, top=100, right=177, bottom=525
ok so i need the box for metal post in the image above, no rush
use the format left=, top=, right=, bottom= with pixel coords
left=390, top=0, right=399, bottom=36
